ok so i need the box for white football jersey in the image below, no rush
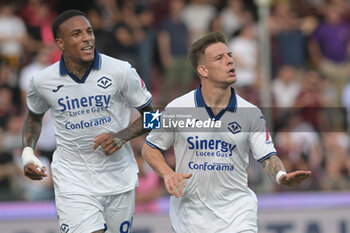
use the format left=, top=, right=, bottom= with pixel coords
left=27, top=51, right=152, bottom=195
left=146, top=86, right=276, bottom=233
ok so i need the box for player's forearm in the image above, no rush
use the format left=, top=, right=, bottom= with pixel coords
left=116, top=117, right=148, bottom=143
left=116, top=101, right=157, bottom=142
left=260, top=155, right=286, bottom=184
left=22, top=113, right=43, bottom=148
left=142, top=144, right=174, bottom=179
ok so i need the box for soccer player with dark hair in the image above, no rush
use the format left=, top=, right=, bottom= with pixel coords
left=21, top=9, right=156, bottom=233
left=142, top=31, right=311, bottom=233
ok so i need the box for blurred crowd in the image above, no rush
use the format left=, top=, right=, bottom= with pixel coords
left=0, top=0, right=350, bottom=211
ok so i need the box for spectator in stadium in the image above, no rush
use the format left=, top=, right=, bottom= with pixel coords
left=158, top=0, right=193, bottom=105
left=219, top=0, right=252, bottom=38
left=0, top=128, right=17, bottom=201
left=0, top=1, right=27, bottom=68
left=308, top=3, right=350, bottom=106
left=342, top=81, right=350, bottom=131
left=271, top=65, right=301, bottom=108
left=268, top=1, right=307, bottom=71
left=142, top=32, right=311, bottom=233
left=19, top=0, right=57, bottom=45
left=182, top=0, right=217, bottom=43
left=21, top=10, right=156, bottom=233
left=318, top=132, right=350, bottom=190
left=228, top=23, right=259, bottom=89
left=0, top=85, right=17, bottom=128
left=85, top=8, right=114, bottom=57
left=293, top=70, right=329, bottom=131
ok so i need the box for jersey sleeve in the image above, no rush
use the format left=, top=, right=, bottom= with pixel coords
left=122, top=63, right=152, bottom=109
left=249, top=109, right=277, bottom=163
left=26, top=77, right=50, bottom=115
left=145, top=108, right=175, bottom=151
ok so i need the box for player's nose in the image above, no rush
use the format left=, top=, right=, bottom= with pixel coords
left=225, top=54, right=234, bottom=66
left=82, top=31, right=94, bottom=42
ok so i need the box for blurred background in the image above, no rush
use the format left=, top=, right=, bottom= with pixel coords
left=0, top=0, right=349, bottom=232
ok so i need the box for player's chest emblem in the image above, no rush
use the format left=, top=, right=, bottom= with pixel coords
left=228, top=121, right=242, bottom=134
left=97, top=76, right=112, bottom=89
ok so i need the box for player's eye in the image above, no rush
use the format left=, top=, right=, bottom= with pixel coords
left=72, top=31, right=80, bottom=37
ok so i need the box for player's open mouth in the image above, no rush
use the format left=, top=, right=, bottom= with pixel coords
left=81, top=46, right=93, bottom=53
left=228, top=68, right=235, bottom=76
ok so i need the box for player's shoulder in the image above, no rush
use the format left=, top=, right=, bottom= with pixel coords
left=100, top=54, right=131, bottom=70
left=166, top=90, right=196, bottom=108
left=32, top=62, right=60, bottom=85
left=235, top=93, right=263, bottom=119
left=236, top=94, right=259, bottom=109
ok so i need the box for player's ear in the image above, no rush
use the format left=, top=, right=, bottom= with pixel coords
left=197, top=65, right=208, bottom=78
left=55, top=38, right=64, bottom=51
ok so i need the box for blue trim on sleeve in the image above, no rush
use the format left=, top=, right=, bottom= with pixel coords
left=136, top=97, right=153, bottom=110
left=145, top=140, right=164, bottom=153
left=257, top=152, right=277, bottom=163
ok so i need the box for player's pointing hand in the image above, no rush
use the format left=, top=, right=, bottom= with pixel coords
left=163, top=172, right=192, bottom=198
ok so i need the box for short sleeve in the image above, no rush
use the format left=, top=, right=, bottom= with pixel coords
left=145, top=108, right=175, bottom=151
left=26, top=77, right=50, bottom=115
left=122, top=64, right=152, bottom=109
left=249, top=110, right=276, bottom=163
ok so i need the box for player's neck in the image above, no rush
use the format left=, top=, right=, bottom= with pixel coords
left=201, top=84, right=231, bottom=109
left=64, top=56, right=92, bottom=79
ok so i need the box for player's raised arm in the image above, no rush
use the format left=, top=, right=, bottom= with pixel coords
left=93, top=101, right=157, bottom=155
left=260, top=155, right=311, bottom=186
left=21, top=111, right=47, bottom=180
left=142, top=143, right=192, bottom=198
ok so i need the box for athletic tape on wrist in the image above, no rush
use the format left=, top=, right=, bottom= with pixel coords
left=22, top=147, right=43, bottom=168
left=276, top=171, right=287, bottom=184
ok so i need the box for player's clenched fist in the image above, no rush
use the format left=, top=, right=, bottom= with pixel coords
left=163, top=172, right=192, bottom=198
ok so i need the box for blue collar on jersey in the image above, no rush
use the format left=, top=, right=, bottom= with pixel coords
left=194, top=85, right=237, bottom=120
left=59, top=49, right=102, bottom=83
